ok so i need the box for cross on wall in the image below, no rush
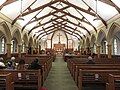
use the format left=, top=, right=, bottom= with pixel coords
left=57, top=33, right=62, bottom=44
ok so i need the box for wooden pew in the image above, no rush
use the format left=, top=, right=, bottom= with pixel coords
left=64, top=54, right=88, bottom=62
left=74, top=64, right=120, bottom=85
left=0, top=69, right=42, bottom=90
left=0, top=73, right=14, bottom=90
left=106, top=74, right=120, bottom=90
left=78, top=69, right=120, bottom=90
left=24, top=55, right=53, bottom=82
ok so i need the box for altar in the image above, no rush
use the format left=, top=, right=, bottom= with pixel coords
left=53, top=32, right=65, bottom=56
left=54, top=44, right=65, bottom=56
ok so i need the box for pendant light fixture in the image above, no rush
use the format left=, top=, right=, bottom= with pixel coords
left=18, top=0, right=24, bottom=21
left=93, top=0, right=100, bottom=21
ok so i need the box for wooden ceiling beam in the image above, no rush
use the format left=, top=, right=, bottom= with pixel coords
left=39, top=30, right=57, bottom=40
left=49, top=5, right=92, bottom=25
left=51, top=22, right=82, bottom=39
left=37, top=23, right=59, bottom=32
left=35, top=24, right=57, bottom=33
left=12, top=0, right=38, bottom=25
left=60, top=0, right=96, bottom=16
left=54, top=14, right=91, bottom=35
left=99, top=0, right=120, bottom=13
left=50, top=2, right=97, bottom=32
left=64, top=24, right=86, bottom=37
left=38, top=22, right=81, bottom=40
left=63, top=27, right=82, bottom=39
left=0, top=0, right=17, bottom=10
left=39, top=28, right=80, bottom=40
left=75, top=8, right=97, bottom=32
left=22, top=6, right=69, bottom=31
left=21, top=0, right=60, bottom=16
left=24, top=6, right=69, bottom=26
left=35, top=21, right=66, bottom=34
left=22, top=10, right=58, bottom=31
left=82, top=0, right=107, bottom=27
left=12, top=0, right=60, bottom=25
left=28, top=15, right=66, bottom=35
left=36, top=27, right=58, bottom=39
left=62, top=29, right=81, bottom=40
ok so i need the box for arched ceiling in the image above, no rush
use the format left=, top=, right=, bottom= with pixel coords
left=0, top=0, right=120, bottom=40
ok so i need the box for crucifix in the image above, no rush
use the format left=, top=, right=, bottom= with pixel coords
left=57, top=33, right=62, bottom=44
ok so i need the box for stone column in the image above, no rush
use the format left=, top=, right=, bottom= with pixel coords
left=37, top=48, right=39, bottom=54
left=81, top=48, right=84, bottom=55
left=86, top=47, right=89, bottom=55
left=7, top=43, right=11, bottom=58
left=31, top=47, right=33, bottom=55
left=108, top=45, right=112, bottom=59
left=35, top=48, right=38, bottom=54
left=25, top=46, right=28, bottom=56
left=90, top=47, right=93, bottom=56
left=18, top=45, right=22, bottom=58
left=97, top=46, right=101, bottom=59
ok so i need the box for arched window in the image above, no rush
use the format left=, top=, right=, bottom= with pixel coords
left=93, top=43, right=96, bottom=54
left=1, top=38, right=5, bottom=54
left=68, top=40, right=73, bottom=48
left=113, top=38, right=117, bottom=55
left=104, top=41, right=108, bottom=54
left=22, top=43, right=25, bottom=53
left=11, top=40, right=14, bottom=53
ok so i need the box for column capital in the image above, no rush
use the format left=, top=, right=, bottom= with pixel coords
left=7, top=43, right=11, bottom=45
left=18, top=44, right=22, bottom=47
left=90, top=47, right=93, bottom=49
left=26, top=46, right=29, bottom=48
left=107, top=44, right=112, bottom=46
left=97, top=46, right=101, bottom=48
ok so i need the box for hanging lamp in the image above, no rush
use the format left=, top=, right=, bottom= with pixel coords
left=93, top=0, right=100, bottom=21
left=17, top=0, right=24, bottom=21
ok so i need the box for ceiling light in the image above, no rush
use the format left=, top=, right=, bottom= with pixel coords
left=93, top=15, right=100, bottom=21
left=17, top=0, right=24, bottom=21
left=93, top=0, right=100, bottom=21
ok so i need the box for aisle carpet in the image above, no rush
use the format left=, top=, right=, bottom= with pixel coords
left=43, top=57, right=78, bottom=90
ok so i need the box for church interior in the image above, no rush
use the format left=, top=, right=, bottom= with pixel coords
left=0, top=0, right=120, bottom=90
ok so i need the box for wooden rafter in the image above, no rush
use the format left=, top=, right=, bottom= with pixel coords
left=63, top=27, right=82, bottom=39
left=60, top=0, right=96, bottom=16
left=49, top=5, right=92, bottom=26
left=36, top=27, right=58, bottom=39
left=7, top=0, right=119, bottom=40
left=75, top=8, right=97, bottom=32
left=38, top=22, right=82, bottom=40
left=22, top=8, right=45, bottom=31
left=81, top=0, right=107, bottom=27
left=63, top=29, right=81, bottom=40
left=39, top=30, right=56, bottom=40
left=54, top=20, right=85, bottom=37
left=28, top=15, right=66, bottom=35
left=36, top=21, right=66, bottom=37
left=35, top=23, right=59, bottom=33
left=39, top=29, right=80, bottom=40
left=49, top=5, right=95, bottom=34
left=64, top=24, right=86, bottom=37
left=54, top=14, right=91, bottom=35
left=22, top=6, right=70, bottom=31
left=12, top=0, right=61, bottom=25
left=0, top=0, right=17, bottom=10
left=99, top=0, right=120, bottom=13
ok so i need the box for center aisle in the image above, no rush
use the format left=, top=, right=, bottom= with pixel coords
left=43, top=57, right=78, bottom=90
